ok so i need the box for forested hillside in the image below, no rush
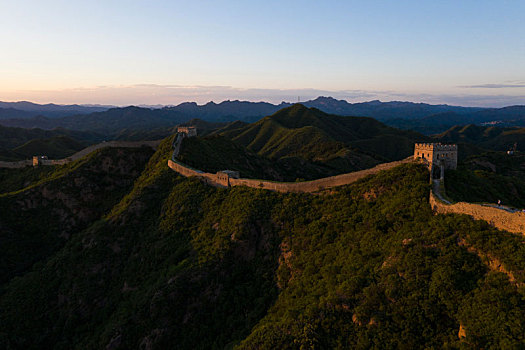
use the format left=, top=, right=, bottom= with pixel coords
left=0, top=146, right=154, bottom=284
left=445, top=152, right=525, bottom=208
left=220, top=105, right=426, bottom=162
left=0, top=125, right=102, bottom=161
left=180, top=104, right=427, bottom=179
left=435, top=124, right=525, bottom=152
left=1, top=137, right=524, bottom=349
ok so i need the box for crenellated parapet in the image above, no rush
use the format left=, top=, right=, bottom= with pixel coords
left=414, top=142, right=457, bottom=171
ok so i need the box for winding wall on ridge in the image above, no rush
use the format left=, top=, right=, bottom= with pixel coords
left=169, top=133, right=525, bottom=234
left=0, top=140, right=162, bottom=169
left=168, top=158, right=413, bottom=193
left=168, top=131, right=413, bottom=193
left=429, top=190, right=525, bottom=235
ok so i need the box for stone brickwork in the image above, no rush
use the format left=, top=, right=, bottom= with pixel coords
left=429, top=190, right=525, bottom=235
left=414, top=143, right=457, bottom=171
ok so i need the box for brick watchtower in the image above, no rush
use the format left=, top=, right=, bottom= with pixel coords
left=177, top=126, right=197, bottom=137
left=414, top=143, right=457, bottom=179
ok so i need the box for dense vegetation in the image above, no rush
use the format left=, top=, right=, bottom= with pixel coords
left=0, top=125, right=103, bottom=161
left=1, top=137, right=525, bottom=349
left=178, top=134, right=374, bottom=181
left=435, top=124, right=525, bottom=152
left=177, top=104, right=427, bottom=181
left=0, top=146, right=154, bottom=284
left=219, top=105, right=426, bottom=163
left=0, top=165, right=57, bottom=194
left=178, top=104, right=430, bottom=181
left=445, top=152, right=525, bottom=209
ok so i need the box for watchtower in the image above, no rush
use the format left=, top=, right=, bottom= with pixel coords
left=32, top=155, right=49, bottom=167
left=414, top=143, right=457, bottom=179
left=177, top=126, right=197, bottom=137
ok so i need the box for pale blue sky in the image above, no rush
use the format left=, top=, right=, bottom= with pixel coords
left=0, top=0, right=524, bottom=106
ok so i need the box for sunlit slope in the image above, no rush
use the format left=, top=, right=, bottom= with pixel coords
left=221, top=104, right=427, bottom=163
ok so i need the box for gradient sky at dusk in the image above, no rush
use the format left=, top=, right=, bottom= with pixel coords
left=0, top=0, right=524, bottom=106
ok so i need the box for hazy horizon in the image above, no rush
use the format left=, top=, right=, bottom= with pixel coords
left=0, top=84, right=523, bottom=109
left=1, top=1, right=523, bottom=108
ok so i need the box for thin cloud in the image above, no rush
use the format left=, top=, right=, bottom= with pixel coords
left=460, top=83, right=525, bottom=89
left=1, top=84, right=524, bottom=108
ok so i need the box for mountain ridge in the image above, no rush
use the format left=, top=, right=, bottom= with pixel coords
left=1, top=97, right=523, bottom=135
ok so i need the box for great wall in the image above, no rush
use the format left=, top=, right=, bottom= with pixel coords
left=1, top=128, right=523, bottom=235
left=167, top=127, right=413, bottom=193
left=429, top=190, right=525, bottom=235
left=0, top=140, right=162, bottom=169
left=168, top=129, right=525, bottom=234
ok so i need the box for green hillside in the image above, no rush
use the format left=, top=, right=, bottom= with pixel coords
left=12, top=135, right=87, bottom=159
left=445, top=152, right=525, bottom=208
left=435, top=124, right=525, bottom=152
left=0, top=125, right=103, bottom=161
left=1, top=139, right=525, bottom=348
left=178, top=134, right=291, bottom=180
left=220, top=104, right=426, bottom=165
left=178, top=134, right=381, bottom=181
left=0, top=145, right=154, bottom=284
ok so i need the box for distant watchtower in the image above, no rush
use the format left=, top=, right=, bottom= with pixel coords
left=177, top=126, right=197, bottom=137
left=414, top=143, right=457, bottom=179
left=32, top=155, right=48, bottom=167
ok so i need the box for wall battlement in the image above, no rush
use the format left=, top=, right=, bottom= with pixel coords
left=414, top=143, right=457, bottom=151
left=414, top=142, right=458, bottom=173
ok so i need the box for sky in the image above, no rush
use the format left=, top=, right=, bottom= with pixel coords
left=0, top=0, right=524, bottom=107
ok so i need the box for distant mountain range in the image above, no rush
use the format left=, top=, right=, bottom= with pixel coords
left=0, top=97, right=523, bottom=135
left=0, top=101, right=110, bottom=118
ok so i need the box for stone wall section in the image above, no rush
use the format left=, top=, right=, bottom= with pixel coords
left=67, top=140, right=162, bottom=161
left=168, top=132, right=413, bottom=193
left=0, top=160, right=32, bottom=168
left=169, top=134, right=525, bottom=234
left=0, top=140, right=162, bottom=168
left=168, top=158, right=412, bottom=193
left=429, top=190, right=525, bottom=235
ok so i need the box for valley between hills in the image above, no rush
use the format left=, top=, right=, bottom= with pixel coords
left=1, top=103, right=525, bottom=349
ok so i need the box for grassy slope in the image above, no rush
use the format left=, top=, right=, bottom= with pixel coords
left=0, top=125, right=102, bottom=161
left=178, top=134, right=286, bottom=180
left=11, top=136, right=87, bottom=159
left=219, top=105, right=425, bottom=172
left=178, top=134, right=374, bottom=181
left=1, top=146, right=525, bottom=349
left=435, top=124, right=525, bottom=152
